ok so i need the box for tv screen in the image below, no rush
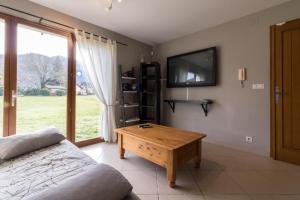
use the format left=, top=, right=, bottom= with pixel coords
left=167, top=47, right=217, bottom=88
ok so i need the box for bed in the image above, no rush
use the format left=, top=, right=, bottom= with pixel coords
left=0, top=136, right=139, bottom=200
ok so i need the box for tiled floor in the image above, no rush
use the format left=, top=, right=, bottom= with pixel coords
left=81, top=142, right=300, bottom=200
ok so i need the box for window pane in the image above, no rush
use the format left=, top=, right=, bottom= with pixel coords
left=16, top=24, right=68, bottom=135
left=0, top=19, right=4, bottom=137
left=75, top=47, right=103, bottom=142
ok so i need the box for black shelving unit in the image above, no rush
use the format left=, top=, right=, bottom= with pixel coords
left=139, top=62, right=161, bottom=124
left=119, top=65, right=140, bottom=127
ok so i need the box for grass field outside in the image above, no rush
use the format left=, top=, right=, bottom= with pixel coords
left=0, top=95, right=103, bottom=141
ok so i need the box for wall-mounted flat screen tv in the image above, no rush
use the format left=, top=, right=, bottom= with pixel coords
left=167, top=47, right=217, bottom=88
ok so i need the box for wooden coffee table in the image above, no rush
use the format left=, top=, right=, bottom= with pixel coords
left=115, top=124, right=206, bottom=187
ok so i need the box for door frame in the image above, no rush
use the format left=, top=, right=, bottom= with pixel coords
left=270, top=18, right=300, bottom=159
left=0, top=13, right=12, bottom=137
left=0, top=11, right=103, bottom=146
left=3, top=15, right=76, bottom=141
left=270, top=24, right=276, bottom=158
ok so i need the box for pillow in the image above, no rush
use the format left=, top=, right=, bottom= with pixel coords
left=25, top=164, right=133, bottom=200
left=0, top=127, right=65, bottom=160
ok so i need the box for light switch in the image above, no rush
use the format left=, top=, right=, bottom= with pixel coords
left=252, top=84, right=264, bottom=90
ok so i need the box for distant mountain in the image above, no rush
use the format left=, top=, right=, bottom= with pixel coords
left=0, top=53, right=87, bottom=89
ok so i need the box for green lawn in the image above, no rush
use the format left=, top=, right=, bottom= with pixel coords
left=0, top=95, right=102, bottom=141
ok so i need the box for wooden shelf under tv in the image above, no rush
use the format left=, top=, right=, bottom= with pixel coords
left=164, top=99, right=213, bottom=117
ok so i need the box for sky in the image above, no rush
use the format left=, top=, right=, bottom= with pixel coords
left=0, top=21, right=68, bottom=57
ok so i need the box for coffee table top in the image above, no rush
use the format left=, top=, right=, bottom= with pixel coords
left=115, top=124, right=206, bottom=150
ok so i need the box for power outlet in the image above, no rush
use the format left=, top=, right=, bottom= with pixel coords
left=246, top=136, right=253, bottom=143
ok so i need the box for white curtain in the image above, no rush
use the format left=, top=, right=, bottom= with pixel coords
left=75, top=29, right=117, bottom=142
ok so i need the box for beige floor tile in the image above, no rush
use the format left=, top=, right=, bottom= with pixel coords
left=179, top=159, right=224, bottom=171
left=227, top=171, right=279, bottom=194
left=250, top=195, right=300, bottom=200
left=157, top=167, right=202, bottom=195
left=193, top=170, right=245, bottom=194
left=122, top=154, right=157, bottom=172
left=198, top=158, right=225, bottom=171
left=203, top=144, right=300, bottom=172
left=270, top=161, right=300, bottom=172
left=203, top=155, right=249, bottom=171
left=80, top=143, right=104, bottom=160
left=205, top=194, right=251, bottom=200
left=81, top=142, right=300, bottom=198
left=231, top=155, right=300, bottom=172
left=237, top=157, right=284, bottom=171
left=256, top=171, right=300, bottom=194
left=205, top=154, right=288, bottom=172
left=122, top=170, right=158, bottom=195
left=97, top=153, right=124, bottom=170
left=202, top=143, right=249, bottom=158
left=98, top=142, right=119, bottom=152
left=177, top=161, right=196, bottom=171
left=89, top=143, right=125, bottom=170
left=138, top=195, right=159, bottom=200
left=159, top=194, right=205, bottom=200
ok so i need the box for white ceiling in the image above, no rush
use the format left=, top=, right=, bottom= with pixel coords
left=29, top=0, right=290, bottom=45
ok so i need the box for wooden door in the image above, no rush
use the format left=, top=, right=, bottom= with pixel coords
left=271, top=19, right=300, bottom=165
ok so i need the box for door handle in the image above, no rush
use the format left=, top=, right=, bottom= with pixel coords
left=275, top=86, right=282, bottom=104
left=11, top=90, right=17, bottom=107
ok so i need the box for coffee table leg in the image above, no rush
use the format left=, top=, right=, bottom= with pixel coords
left=195, top=140, right=202, bottom=168
left=118, top=133, right=125, bottom=159
left=167, top=150, right=176, bottom=188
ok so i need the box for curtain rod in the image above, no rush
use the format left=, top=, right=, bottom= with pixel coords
left=0, top=4, right=128, bottom=46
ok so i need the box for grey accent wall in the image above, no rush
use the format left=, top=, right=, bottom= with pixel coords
left=157, top=0, right=300, bottom=156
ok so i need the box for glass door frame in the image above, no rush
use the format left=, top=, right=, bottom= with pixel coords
left=11, top=17, right=76, bottom=142
left=1, top=11, right=103, bottom=146
left=1, top=13, right=13, bottom=137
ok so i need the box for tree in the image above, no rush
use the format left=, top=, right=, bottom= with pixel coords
left=23, top=53, right=66, bottom=89
left=51, top=56, right=66, bottom=87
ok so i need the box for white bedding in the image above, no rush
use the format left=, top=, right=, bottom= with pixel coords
left=0, top=140, right=97, bottom=200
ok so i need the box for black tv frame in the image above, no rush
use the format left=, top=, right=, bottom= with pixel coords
left=166, top=47, right=217, bottom=88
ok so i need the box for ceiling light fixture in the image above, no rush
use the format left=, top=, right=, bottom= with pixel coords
left=105, top=1, right=113, bottom=12
left=105, top=0, right=122, bottom=12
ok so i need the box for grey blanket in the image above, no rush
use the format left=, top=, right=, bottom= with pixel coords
left=0, top=141, right=97, bottom=199
left=0, top=140, right=139, bottom=200
left=25, top=164, right=133, bottom=200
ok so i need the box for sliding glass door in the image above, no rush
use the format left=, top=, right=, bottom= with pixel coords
left=16, top=24, right=69, bottom=135
left=0, top=17, right=74, bottom=140
left=0, top=18, right=5, bottom=137
left=75, top=53, right=103, bottom=142
left=0, top=12, right=103, bottom=146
